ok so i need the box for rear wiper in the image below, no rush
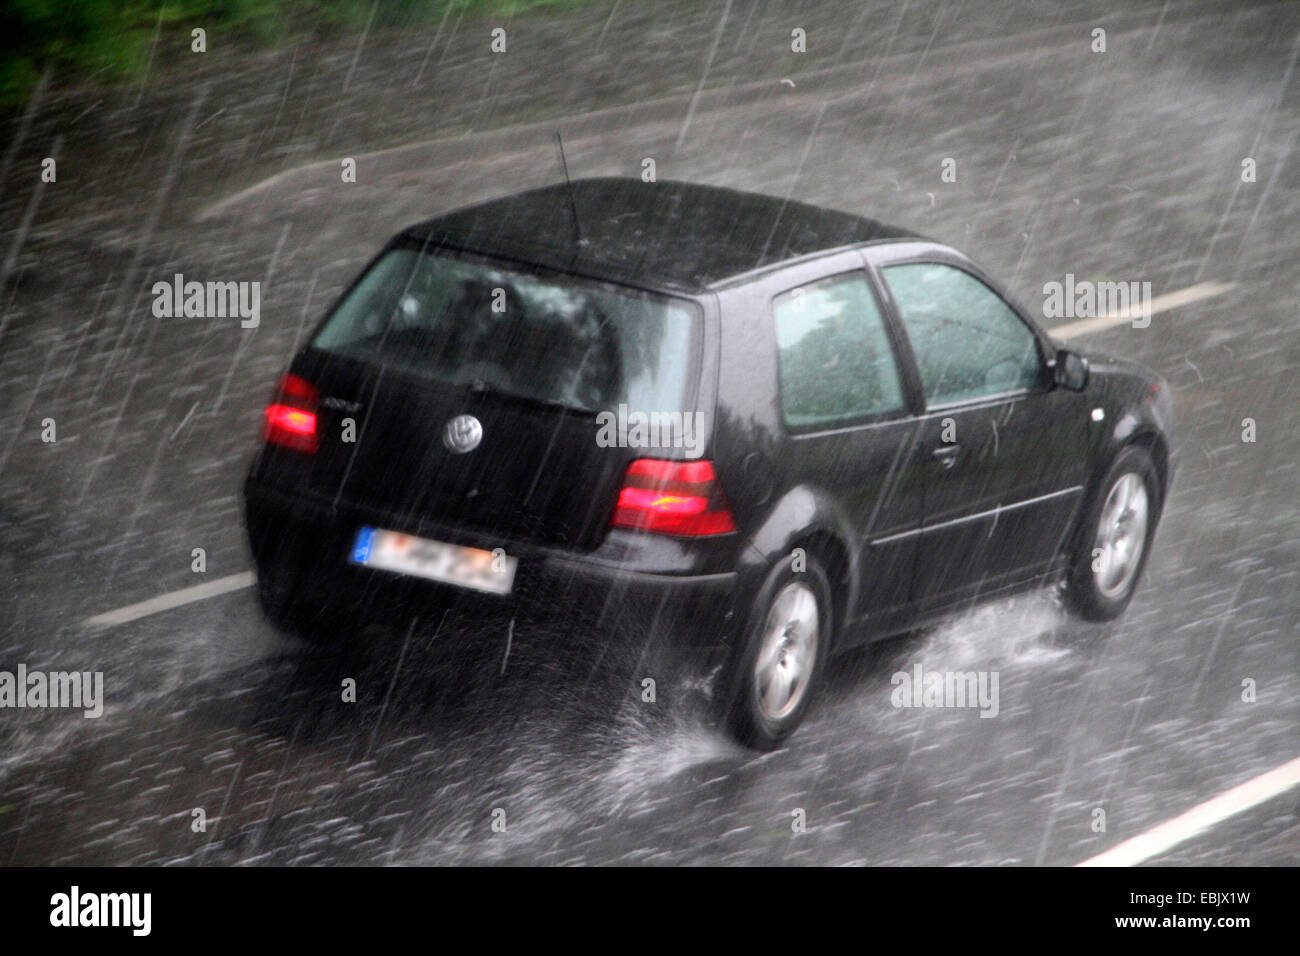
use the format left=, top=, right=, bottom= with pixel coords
left=465, top=379, right=597, bottom=416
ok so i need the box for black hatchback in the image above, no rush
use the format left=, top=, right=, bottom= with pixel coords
left=244, top=177, right=1175, bottom=749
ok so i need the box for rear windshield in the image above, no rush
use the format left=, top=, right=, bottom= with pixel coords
left=312, top=246, right=700, bottom=414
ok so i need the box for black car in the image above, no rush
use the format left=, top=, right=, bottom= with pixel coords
left=244, top=178, right=1175, bottom=749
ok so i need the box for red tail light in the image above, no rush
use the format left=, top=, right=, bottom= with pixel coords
left=263, top=373, right=319, bottom=453
left=611, top=458, right=736, bottom=537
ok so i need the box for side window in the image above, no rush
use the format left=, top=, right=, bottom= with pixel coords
left=882, top=263, right=1042, bottom=406
left=773, top=271, right=905, bottom=427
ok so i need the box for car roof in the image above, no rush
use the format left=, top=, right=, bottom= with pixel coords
left=400, top=177, right=921, bottom=293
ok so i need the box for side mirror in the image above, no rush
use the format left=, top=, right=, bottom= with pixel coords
left=1053, top=349, right=1089, bottom=391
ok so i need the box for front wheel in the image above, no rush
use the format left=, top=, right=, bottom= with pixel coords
left=1065, top=446, right=1162, bottom=621
left=723, top=557, right=832, bottom=750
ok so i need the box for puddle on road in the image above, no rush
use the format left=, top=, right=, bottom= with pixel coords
left=397, top=593, right=1076, bottom=863
left=397, top=663, right=747, bottom=864
left=1, top=590, right=1082, bottom=866
left=918, top=591, right=1074, bottom=669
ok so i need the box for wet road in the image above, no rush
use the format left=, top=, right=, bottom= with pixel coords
left=1, top=0, right=1298, bottom=865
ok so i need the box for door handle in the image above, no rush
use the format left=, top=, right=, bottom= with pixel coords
left=932, top=444, right=960, bottom=469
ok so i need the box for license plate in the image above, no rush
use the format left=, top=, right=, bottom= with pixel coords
left=349, top=527, right=516, bottom=595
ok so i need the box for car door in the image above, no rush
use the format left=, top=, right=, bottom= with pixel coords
left=764, top=257, right=928, bottom=632
left=868, top=247, right=1089, bottom=609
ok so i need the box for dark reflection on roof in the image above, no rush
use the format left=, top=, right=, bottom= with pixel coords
left=403, top=177, right=918, bottom=292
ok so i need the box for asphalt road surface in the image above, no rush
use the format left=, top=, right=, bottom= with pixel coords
left=1, top=0, right=1297, bottom=865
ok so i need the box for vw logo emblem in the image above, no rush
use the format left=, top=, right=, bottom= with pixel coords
left=443, top=414, right=483, bottom=454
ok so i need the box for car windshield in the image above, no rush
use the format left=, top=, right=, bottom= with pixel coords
left=312, top=245, right=700, bottom=414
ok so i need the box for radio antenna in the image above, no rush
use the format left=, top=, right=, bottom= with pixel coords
left=554, top=131, right=584, bottom=247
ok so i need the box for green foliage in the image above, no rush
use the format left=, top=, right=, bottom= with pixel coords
left=0, top=0, right=599, bottom=106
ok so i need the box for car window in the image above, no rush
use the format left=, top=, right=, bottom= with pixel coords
left=312, top=246, right=698, bottom=414
left=881, top=263, right=1041, bottom=406
left=773, top=271, right=905, bottom=427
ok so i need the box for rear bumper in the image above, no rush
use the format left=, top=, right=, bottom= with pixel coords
left=244, top=477, right=740, bottom=648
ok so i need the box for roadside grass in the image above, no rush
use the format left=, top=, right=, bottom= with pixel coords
left=0, top=0, right=604, bottom=106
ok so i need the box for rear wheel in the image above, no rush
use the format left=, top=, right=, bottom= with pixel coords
left=724, top=556, right=832, bottom=750
left=1065, top=446, right=1162, bottom=621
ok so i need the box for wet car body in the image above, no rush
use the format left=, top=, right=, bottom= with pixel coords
left=244, top=177, right=1175, bottom=747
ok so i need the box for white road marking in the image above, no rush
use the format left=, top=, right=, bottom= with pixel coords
left=1051, top=280, right=1235, bottom=339
left=1075, top=754, right=1300, bottom=866
left=81, top=571, right=256, bottom=630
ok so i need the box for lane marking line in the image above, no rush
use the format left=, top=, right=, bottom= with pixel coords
left=1051, top=280, right=1235, bottom=340
left=81, top=571, right=256, bottom=630
left=1075, top=754, right=1300, bottom=866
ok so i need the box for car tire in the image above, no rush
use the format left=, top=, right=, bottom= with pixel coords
left=723, top=555, right=833, bottom=750
left=1065, top=445, right=1163, bottom=622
